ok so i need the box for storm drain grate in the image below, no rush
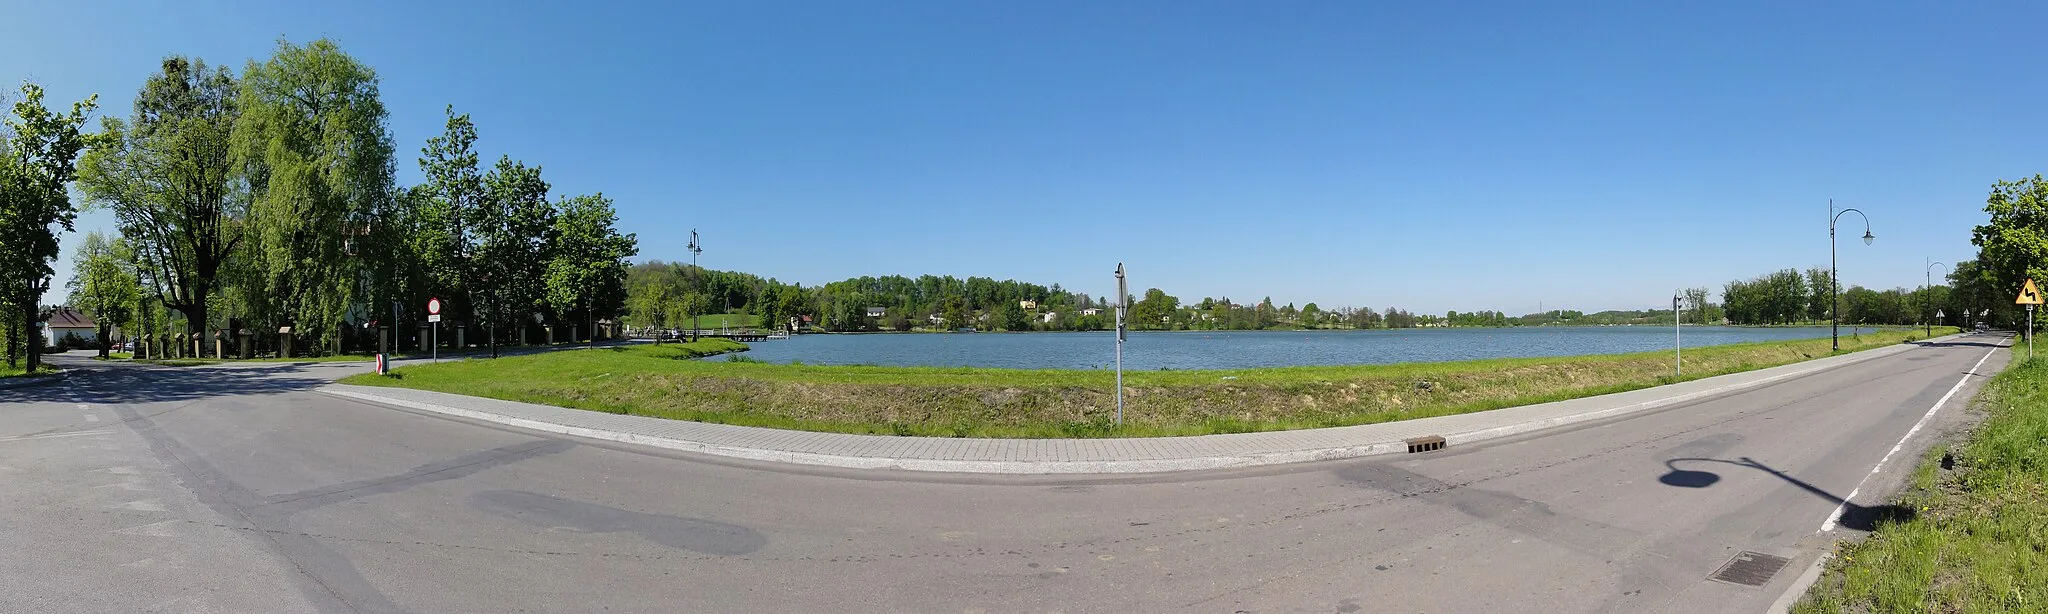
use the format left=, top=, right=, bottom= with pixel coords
left=1709, top=551, right=1792, bottom=587
left=1404, top=436, right=1446, bottom=453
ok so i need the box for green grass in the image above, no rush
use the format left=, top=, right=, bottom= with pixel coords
left=0, top=363, right=60, bottom=378
left=340, top=328, right=1952, bottom=439
left=1793, top=347, right=2048, bottom=613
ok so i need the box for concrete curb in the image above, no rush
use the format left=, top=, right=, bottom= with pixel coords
left=320, top=335, right=1957, bottom=474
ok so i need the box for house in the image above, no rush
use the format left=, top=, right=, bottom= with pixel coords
left=927, top=313, right=944, bottom=325
left=1080, top=308, right=1100, bottom=316
left=1019, top=300, right=1038, bottom=310
left=1040, top=311, right=1058, bottom=324
left=866, top=307, right=887, bottom=318
left=43, top=307, right=97, bottom=347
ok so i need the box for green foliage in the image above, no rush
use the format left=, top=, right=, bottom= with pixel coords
left=1972, top=175, right=2048, bottom=310
left=543, top=193, right=637, bottom=328
left=77, top=56, right=243, bottom=337
left=234, top=38, right=395, bottom=350
left=65, top=232, right=140, bottom=356
left=1, top=81, right=99, bottom=373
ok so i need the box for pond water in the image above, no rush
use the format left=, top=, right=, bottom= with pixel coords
left=726, top=326, right=1869, bottom=370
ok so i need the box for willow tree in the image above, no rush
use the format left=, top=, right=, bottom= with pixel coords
left=232, top=39, right=395, bottom=351
left=79, top=57, right=244, bottom=340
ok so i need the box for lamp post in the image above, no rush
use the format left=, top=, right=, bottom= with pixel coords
left=1924, top=259, right=1948, bottom=337
left=688, top=229, right=702, bottom=343
left=1829, top=200, right=1874, bottom=351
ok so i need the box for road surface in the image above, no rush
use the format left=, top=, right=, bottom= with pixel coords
left=0, top=333, right=2010, bottom=613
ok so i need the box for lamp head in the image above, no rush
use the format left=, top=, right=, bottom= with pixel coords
left=1862, top=231, right=1874, bottom=245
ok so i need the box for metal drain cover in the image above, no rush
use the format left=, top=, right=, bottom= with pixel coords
left=1709, top=551, right=1791, bottom=587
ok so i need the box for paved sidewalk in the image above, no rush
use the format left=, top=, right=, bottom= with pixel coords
left=319, top=335, right=1957, bottom=474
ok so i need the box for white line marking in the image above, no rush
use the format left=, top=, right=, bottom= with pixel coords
left=75, top=404, right=89, bottom=409
left=0, top=430, right=113, bottom=442
left=1820, top=336, right=2007, bottom=532
left=84, top=414, right=100, bottom=422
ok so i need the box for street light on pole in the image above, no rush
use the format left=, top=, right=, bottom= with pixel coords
left=1925, top=259, right=1948, bottom=337
left=1829, top=200, right=1874, bottom=351
left=688, top=229, right=703, bottom=343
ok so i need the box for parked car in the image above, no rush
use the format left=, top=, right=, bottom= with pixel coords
left=1975, top=322, right=1989, bottom=333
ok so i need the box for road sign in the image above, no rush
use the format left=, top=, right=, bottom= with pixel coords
left=428, top=314, right=442, bottom=323
left=1937, top=310, right=1945, bottom=318
left=427, top=297, right=443, bottom=315
left=2019, top=280, right=2044, bottom=305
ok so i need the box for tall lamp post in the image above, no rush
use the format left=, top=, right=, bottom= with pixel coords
left=1924, top=259, right=1948, bottom=337
left=688, top=229, right=703, bottom=342
left=1830, top=200, right=1875, bottom=351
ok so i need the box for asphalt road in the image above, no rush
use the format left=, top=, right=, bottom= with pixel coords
left=0, top=333, right=2011, bottom=613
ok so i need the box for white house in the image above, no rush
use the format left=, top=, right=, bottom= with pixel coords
left=1080, top=308, right=1100, bottom=316
left=1019, top=300, right=1038, bottom=310
left=927, top=313, right=944, bottom=325
left=43, top=307, right=97, bottom=347
left=866, top=307, right=887, bottom=318
left=1040, top=311, right=1058, bottom=323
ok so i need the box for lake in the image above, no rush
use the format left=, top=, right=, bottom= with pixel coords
left=726, top=326, right=1871, bottom=370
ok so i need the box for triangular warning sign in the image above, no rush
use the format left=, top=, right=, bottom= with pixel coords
left=2020, top=279, right=2045, bottom=305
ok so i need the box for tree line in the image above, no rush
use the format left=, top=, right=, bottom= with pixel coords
left=3, top=39, right=637, bottom=372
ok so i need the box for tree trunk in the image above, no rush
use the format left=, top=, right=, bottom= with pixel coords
left=99, top=324, right=110, bottom=358
left=23, top=300, right=40, bottom=374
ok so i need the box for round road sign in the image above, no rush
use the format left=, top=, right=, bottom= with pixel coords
left=427, top=298, right=442, bottom=315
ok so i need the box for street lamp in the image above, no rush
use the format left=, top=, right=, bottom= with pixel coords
left=1830, top=200, right=1874, bottom=351
left=688, top=229, right=703, bottom=342
left=1925, top=259, right=1948, bottom=337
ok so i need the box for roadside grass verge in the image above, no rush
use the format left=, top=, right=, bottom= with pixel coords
left=340, top=328, right=1951, bottom=438
left=1, top=363, right=60, bottom=378
left=1793, top=348, right=2047, bottom=613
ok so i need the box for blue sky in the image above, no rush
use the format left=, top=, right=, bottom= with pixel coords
left=6, top=1, right=2043, bottom=314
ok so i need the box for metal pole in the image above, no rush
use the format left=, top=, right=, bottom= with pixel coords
left=1114, top=263, right=1127, bottom=427
left=1831, top=200, right=1839, bottom=351
left=432, top=321, right=438, bottom=363
left=2030, top=305, right=2035, bottom=360
left=1674, top=293, right=1682, bottom=377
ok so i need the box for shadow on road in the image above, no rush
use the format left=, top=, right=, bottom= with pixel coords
left=1658, top=456, right=1914, bottom=532
left=0, top=360, right=336, bottom=406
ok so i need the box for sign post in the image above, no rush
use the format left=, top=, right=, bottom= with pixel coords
left=1114, top=263, right=1127, bottom=427
left=427, top=297, right=443, bottom=363
left=2016, top=280, right=2042, bottom=359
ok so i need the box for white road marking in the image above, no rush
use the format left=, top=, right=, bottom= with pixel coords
left=83, top=414, right=101, bottom=422
left=0, top=430, right=113, bottom=442
left=1819, top=337, right=2006, bottom=532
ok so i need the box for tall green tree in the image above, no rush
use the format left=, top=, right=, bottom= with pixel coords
left=79, top=57, right=244, bottom=339
left=1, top=82, right=98, bottom=373
left=412, top=107, right=486, bottom=328
left=1971, top=175, right=2048, bottom=316
left=475, top=157, right=554, bottom=341
left=65, top=232, right=140, bottom=357
left=544, top=193, right=637, bottom=336
left=233, top=39, right=395, bottom=351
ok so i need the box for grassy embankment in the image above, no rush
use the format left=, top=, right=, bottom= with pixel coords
left=1793, top=348, right=2047, bottom=612
left=341, top=327, right=1954, bottom=438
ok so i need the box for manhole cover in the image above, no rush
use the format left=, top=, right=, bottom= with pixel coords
left=1709, top=551, right=1791, bottom=587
